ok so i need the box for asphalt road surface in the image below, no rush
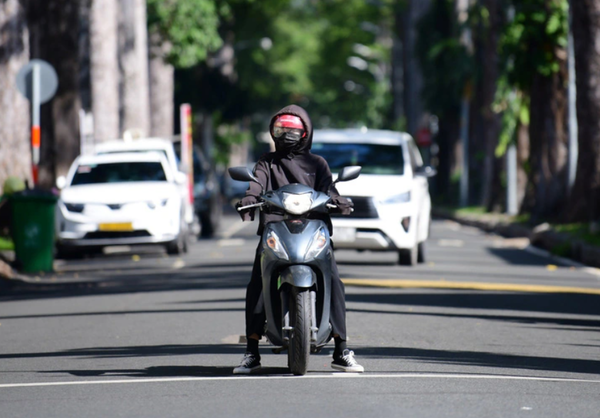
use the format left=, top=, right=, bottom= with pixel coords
left=1, top=215, right=599, bottom=418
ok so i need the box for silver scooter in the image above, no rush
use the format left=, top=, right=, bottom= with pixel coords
left=229, top=165, right=361, bottom=375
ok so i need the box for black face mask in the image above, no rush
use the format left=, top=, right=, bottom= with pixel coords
left=274, top=132, right=303, bottom=154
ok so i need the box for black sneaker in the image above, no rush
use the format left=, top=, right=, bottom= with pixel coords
left=233, top=352, right=262, bottom=375
left=331, top=349, right=364, bottom=373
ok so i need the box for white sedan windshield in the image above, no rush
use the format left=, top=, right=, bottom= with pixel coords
left=71, top=162, right=167, bottom=185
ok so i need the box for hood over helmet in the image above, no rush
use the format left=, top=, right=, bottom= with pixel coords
left=269, top=104, right=313, bottom=156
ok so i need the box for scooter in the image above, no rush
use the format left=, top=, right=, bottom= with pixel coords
left=228, top=165, right=361, bottom=375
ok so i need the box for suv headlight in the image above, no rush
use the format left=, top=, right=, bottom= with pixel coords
left=265, top=231, right=289, bottom=260
left=282, top=192, right=312, bottom=215
left=381, top=191, right=411, bottom=204
left=65, top=203, right=85, bottom=213
left=305, top=228, right=328, bottom=261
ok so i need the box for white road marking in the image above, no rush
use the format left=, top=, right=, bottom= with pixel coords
left=171, top=259, right=185, bottom=269
left=221, top=220, right=250, bottom=239
left=437, top=239, right=465, bottom=247
left=1, top=373, right=599, bottom=389
left=218, top=239, right=246, bottom=247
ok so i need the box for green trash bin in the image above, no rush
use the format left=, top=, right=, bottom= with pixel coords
left=10, top=190, right=58, bottom=273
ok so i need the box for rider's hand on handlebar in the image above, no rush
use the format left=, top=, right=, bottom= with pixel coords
left=330, top=195, right=353, bottom=215
left=236, top=195, right=258, bottom=221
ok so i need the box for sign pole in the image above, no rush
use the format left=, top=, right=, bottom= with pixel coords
left=180, top=104, right=194, bottom=205
left=31, top=62, right=41, bottom=185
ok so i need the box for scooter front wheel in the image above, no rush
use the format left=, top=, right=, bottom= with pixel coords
left=288, top=287, right=311, bottom=375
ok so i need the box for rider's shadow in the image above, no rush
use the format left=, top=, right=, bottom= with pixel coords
left=42, top=365, right=292, bottom=378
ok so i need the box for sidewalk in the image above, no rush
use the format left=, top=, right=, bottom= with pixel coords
left=433, top=207, right=600, bottom=269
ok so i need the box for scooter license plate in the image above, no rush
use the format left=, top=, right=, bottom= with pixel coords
left=334, top=227, right=356, bottom=243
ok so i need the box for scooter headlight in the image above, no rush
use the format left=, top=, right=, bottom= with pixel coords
left=305, top=228, right=328, bottom=261
left=265, top=230, right=289, bottom=260
left=282, top=192, right=312, bottom=215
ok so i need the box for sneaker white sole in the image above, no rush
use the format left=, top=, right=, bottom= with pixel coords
left=331, top=363, right=364, bottom=373
left=233, top=365, right=262, bottom=375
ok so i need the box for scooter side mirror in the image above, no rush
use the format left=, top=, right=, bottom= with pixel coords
left=335, top=166, right=361, bottom=183
left=228, top=166, right=258, bottom=183
left=228, top=166, right=265, bottom=193
left=414, top=165, right=437, bottom=178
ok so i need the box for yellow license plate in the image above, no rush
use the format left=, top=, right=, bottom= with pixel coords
left=98, top=222, right=133, bottom=232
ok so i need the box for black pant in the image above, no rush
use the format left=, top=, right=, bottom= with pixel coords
left=245, top=241, right=347, bottom=341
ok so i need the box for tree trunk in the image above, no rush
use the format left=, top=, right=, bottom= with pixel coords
left=90, top=0, right=119, bottom=142
left=148, top=33, right=174, bottom=137
left=516, top=122, right=529, bottom=211
left=480, top=0, right=503, bottom=210
left=28, top=0, right=82, bottom=187
left=119, top=0, right=151, bottom=137
left=524, top=65, right=569, bottom=222
left=0, top=0, right=31, bottom=187
left=569, top=0, right=600, bottom=223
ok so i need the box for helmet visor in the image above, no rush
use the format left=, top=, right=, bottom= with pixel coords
left=272, top=126, right=304, bottom=141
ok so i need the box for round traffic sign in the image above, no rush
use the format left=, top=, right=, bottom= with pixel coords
left=16, top=59, right=59, bottom=104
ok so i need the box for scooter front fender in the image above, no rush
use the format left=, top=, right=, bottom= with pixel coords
left=279, top=265, right=316, bottom=289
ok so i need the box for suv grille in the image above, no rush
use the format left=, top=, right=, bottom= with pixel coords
left=84, top=231, right=152, bottom=239
left=331, top=196, right=378, bottom=219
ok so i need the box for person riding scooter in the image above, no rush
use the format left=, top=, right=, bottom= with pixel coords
left=233, top=104, right=364, bottom=374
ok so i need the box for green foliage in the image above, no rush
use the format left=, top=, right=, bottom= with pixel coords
left=499, top=0, right=568, bottom=91
left=213, top=121, right=252, bottom=165
left=147, top=0, right=224, bottom=68
left=553, top=223, right=600, bottom=247
left=230, top=0, right=394, bottom=128
left=0, top=236, right=14, bottom=251
left=416, top=0, right=473, bottom=119
left=492, top=0, right=567, bottom=155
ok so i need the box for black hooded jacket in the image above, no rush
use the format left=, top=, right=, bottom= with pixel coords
left=242, top=104, right=351, bottom=235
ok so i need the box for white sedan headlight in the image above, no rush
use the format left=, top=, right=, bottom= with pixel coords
left=282, top=192, right=312, bottom=215
left=381, top=191, right=411, bottom=204
left=265, top=230, right=289, bottom=260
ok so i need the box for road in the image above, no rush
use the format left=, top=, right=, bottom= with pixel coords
left=1, top=215, right=599, bottom=417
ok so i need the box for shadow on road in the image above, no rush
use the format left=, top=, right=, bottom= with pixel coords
left=41, top=365, right=291, bottom=378
left=356, top=346, right=600, bottom=375
left=0, top=344, right=244, bottom=360
left=21, top=342, right=600, bottom=377
left=346, top=291, right=600, bottom=317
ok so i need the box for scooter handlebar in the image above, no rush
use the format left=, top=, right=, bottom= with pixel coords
left=236, top=202, right=265, bottom=211
left=326, top=203, right=354, bottom=213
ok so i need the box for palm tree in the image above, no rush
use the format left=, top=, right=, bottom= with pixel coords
left=569, top=0, right=600, bottom=223
left=90, top=0, right=120, bottom=142
left=0, top=0, right=32, bottom=186
left=119, top=0, right=151, bottom=137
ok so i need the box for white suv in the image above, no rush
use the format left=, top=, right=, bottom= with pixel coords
left=312, top=129, right=436, bottom=265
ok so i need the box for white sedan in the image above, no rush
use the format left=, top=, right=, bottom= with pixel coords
left=55, top=152, right=189, bottom=257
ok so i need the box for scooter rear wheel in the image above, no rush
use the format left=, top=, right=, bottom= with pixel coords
left=288, top=287, right=311, bottom=375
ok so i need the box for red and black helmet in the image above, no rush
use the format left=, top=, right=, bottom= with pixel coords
left=271, top=114, right=306, bottom=141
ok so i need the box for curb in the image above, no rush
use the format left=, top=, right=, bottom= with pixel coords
left=433, top=208, right=600, bottom=269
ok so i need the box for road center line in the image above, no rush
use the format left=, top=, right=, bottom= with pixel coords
left=1, top=373, right=599, bottom=389
left=221, top=220, right=250, bottom=239
left=341, top=278, right=600, bottom=295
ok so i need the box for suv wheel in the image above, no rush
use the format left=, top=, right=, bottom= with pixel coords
left=166, top=219, right=188, bottom=255
left=398, top=245, right=417, bottom=266
left=417, top=242, right=425, bottom=263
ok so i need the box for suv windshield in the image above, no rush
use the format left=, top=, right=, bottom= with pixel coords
left=311, top=142, right=404, bottom=175
left=71, top=162, right=167, bottom=185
